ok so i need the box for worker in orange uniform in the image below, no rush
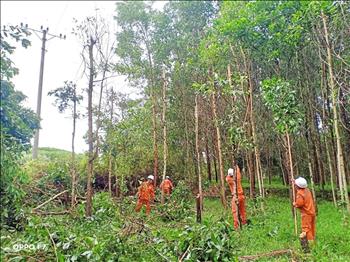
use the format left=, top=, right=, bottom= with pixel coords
left=226, top=165, right=247, bottom=229
left=292, top=177, right=316, bottom=243
left=135, top=175, right=155, bottom=215
left=160, top=176, right=174, bottom=196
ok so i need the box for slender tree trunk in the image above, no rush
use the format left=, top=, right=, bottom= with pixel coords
left=195, top=94, right=203, bottom=216
left=320, top=69, right=337, bottom=206
left=86, top=37, right=95, bottom=217
left=94, top=63, right=108, bottom=159
left=108, top=152, right=113, bottom=194
left=305, top=133, right=318, bottom=213
left=241, top=48, right=264, bottom=200
left=267, top=151, right=272, bottom=185
left=205, top=139, right=212, bottom=182
left=247, top=152, right=255, bottom=198
left=152, top=93, right=159, bottom=187
left=161, top=69, right=168, bottom=205
left=211, top=88, right=227, bottom=209
left=71, top=87, right=77, bottom=208
left=108, top=88, right=114, bottom=195
left=213, top=145, right=219, bottom=183
left=249, top=85, right=264, bottom=199
left=286, top=132, right=298, bottom=236
left=144, top=36, right=159, bottom=188
left=279, top=149, right=287, bottom=186
left=326, top=138, right=337, bottom=206
left=322, top=11, right=350, bottom=212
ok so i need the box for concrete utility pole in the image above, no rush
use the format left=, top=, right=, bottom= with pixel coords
left=27, top=24, right=66, bottom=159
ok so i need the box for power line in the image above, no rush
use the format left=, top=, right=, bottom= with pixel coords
left=22, top=23, right=66, bottom=159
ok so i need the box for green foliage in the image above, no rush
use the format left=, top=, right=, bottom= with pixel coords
left=101, top=99, right=153, bottom=178
left=1, top=25, right=31, bottom=80
left=0, top=142, right=28, bottom=229
left=1, top=81, right=39, bottom=148
left=48, top=81, right=83, bottom=114
left=157, top=181, right=193, bottom=222
left=0, top=29, right=38, bottom=227
left=261, top=77, right=303, bottom=134
left=1, top=193, right=350, bottom=261
left=23, top=149, right=87, bottom=207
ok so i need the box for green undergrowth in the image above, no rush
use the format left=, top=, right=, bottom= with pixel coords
left=1, top=192, right=349, bottom=261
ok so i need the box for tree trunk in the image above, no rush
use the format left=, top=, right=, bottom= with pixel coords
left=286, top=132, right=298, bottom=235
left=152, top=93, right=159, bottom=187
left=213, top=145, right=219, bottom=183
left=322, top=11, right=350, bottom=212
left=247, top=152, right=255, bottom=198
left=195, top=94, right=203, bottom=215
left=108, top=88, right=114, bottom=195
left=71, top=86, right=77, bottom=208
left=205, top=139, right=212, bottom=182
left=241, top=48, right=264, bottom=200
left=94, top=63, right=108, bottom=159
left=86, top=37, right=95, bottom=217
left=211, top=89, right=227, bottom=209
left=279, top=149, right=287, bottom=186
left=325, top=137, right=337, bottom=206
left=161, top=69, right=168, bottom=205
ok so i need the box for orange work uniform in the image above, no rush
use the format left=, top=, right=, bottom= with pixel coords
left=135, top=181, right=155, bottom=215
left=293, top=188, right=316, bottom=240
left=160, top=179, right=174, bottom=196
left=226, top=166, right=247, bottom=229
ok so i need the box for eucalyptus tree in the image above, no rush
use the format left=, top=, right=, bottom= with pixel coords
left=262, top=78, right=303, bottom=235
left=165, top=1, right=218, bottom=210
left=115, top=1, right=161, bottom=186
left=73, top=15, right=108, bottom=217
left=48, top=81, right=83, bottom=207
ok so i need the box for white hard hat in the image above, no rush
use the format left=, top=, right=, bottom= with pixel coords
left=228, top=168, right=234, bottom=176
left=147, top=175, right=154, bottom=181
left=295, top=177, right=307, bottom=188
left=165, top=176, right=170, bottom=179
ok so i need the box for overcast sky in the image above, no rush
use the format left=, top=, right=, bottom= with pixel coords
left=1, top=1, right=164, bottom=153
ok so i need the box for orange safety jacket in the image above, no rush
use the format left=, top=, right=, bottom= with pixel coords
left=160, top=179, right=173, bottom=191
left=138, top=181, right=155, bottom=201
left=294, top=188, right=315, bottom=216
left=225, top=166, right=244, bottom=196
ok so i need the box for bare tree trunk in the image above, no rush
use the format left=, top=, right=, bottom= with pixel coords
left=94, top=63, right=108, bottom=159
left=205, top=139, right=212, bottom=182
left=86, top=37, right=95, bottom=217
left=195, top=94, right=203, bottom=216
left=279, top=149, right=287, bottom=186
left=211, top=89, right=227, bottom=209
left=108, top=88, right=114, bottom=195
left=152, top=93, right=159, bottom=187
left=286, top=132, right=298, bottom=235
left=161, top=69, right=168, bottom=205
left=325, top=138, right=337, bottom=206
left=71, top=86, right=77, bottom=208
left=240, top=48, right=263, bottom=201
left=108, top=152, right=113, bottom=194
left=249, top=84, right=264, bottom=200
left=247, top=152, right=255, bottom=198
left=322, top=11, right=349, bottom=212
left=213, top=144, right=219, bottom=183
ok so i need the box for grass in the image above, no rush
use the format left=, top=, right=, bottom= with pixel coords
left=1, top=192, right=349, bottom=261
